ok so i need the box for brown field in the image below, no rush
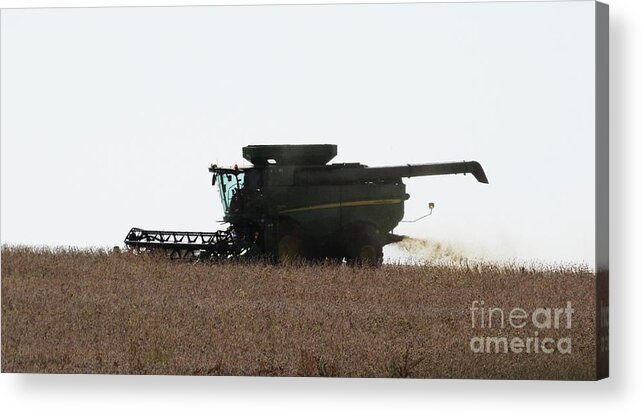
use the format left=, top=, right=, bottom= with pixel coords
left=1, top=247, right=597, bottom=379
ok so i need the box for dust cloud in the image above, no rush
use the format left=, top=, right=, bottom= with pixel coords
left=392, top=236, right=471, bottom=263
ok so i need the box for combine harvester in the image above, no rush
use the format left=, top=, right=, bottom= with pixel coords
left=124, top=144, right=488, bottom=264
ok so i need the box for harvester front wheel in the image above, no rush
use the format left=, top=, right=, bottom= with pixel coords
left=277, top=234, right=303, bottom=262
left=276, top=220, right=305, bottom=263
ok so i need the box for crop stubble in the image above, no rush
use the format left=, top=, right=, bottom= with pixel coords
left=1, top=247, right=596, bottom=379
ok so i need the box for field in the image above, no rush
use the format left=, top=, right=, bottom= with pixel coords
left=1, top=247, right=597, bottom=379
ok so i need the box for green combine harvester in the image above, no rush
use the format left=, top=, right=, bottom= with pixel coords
left=125, top=144, right=488, bottom=264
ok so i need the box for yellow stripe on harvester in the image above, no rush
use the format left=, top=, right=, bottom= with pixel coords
left=280, top=198, right=403, bottom=213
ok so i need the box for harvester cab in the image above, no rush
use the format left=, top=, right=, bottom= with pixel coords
left=125, top=144, right=488, bottom=264
left=210, top=167, right=246, bottom=213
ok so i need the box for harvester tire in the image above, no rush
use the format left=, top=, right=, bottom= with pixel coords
left=346, top=228, right=383, bottom=267
left=277, top=220, right=305, bottom=263
left=277, top=234, right=303, bottom=262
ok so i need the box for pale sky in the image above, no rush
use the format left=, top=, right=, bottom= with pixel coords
left=1, top=2, right=597, bottom=265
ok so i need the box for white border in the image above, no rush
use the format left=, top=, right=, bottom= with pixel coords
left=2, top=0, right=640, bottom=413
left=0, top=0, right=564, bottom=8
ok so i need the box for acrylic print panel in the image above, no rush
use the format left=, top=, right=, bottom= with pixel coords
left=0, top=1, right=608, bottom=379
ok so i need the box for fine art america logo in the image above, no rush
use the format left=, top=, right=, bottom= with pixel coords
left=469, top=300, right=574, bottom=354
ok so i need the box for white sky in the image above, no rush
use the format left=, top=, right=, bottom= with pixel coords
left=1, top=2, right=596, bottom=265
